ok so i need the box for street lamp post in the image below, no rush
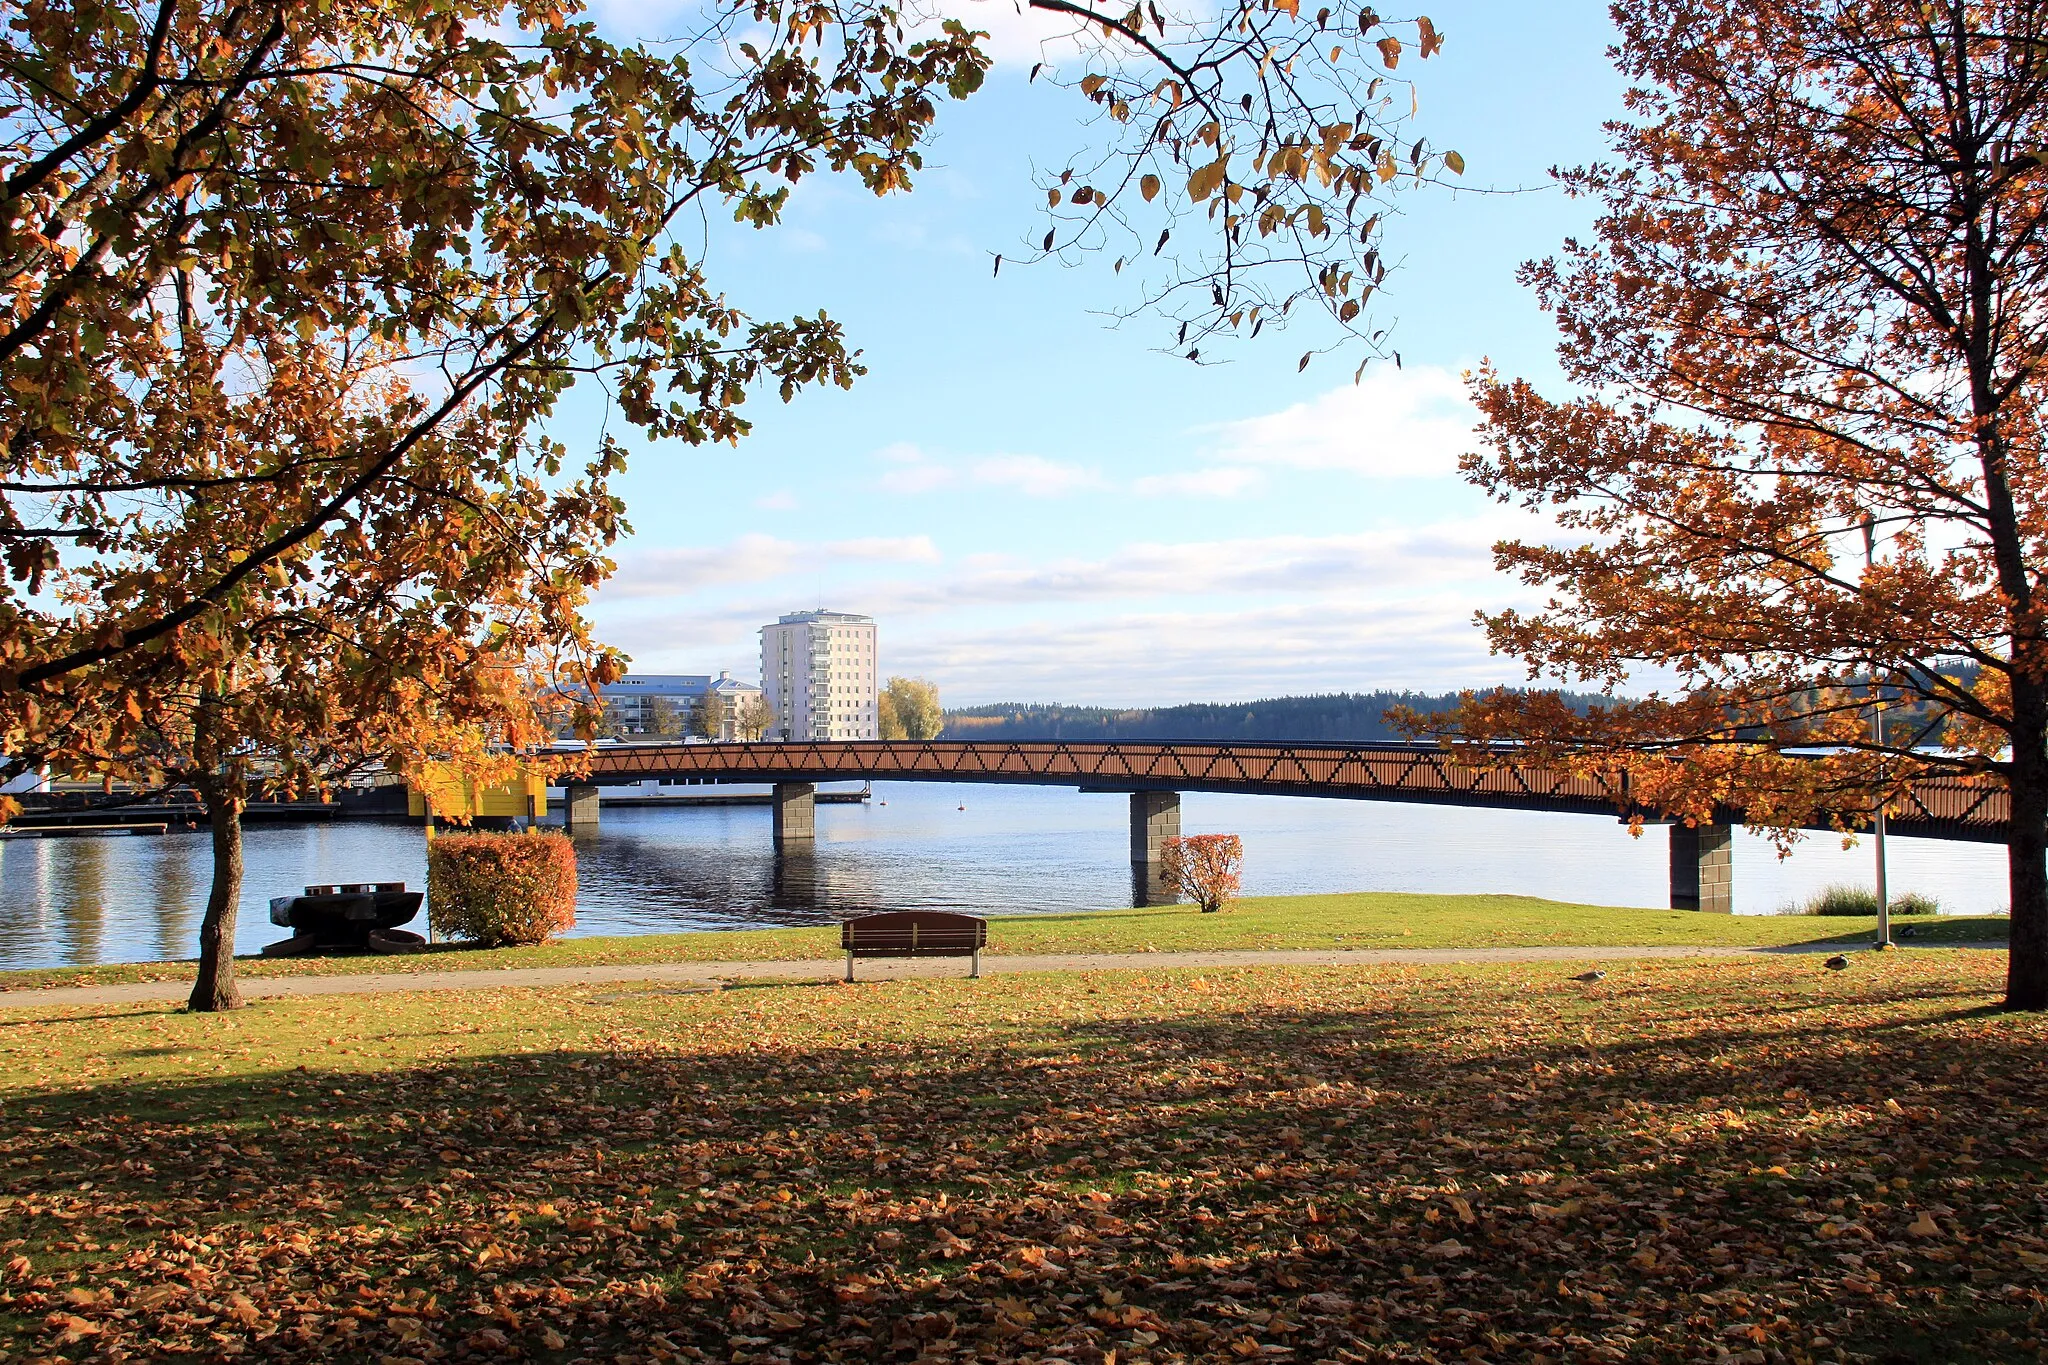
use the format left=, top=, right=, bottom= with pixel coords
left=1863, top=516, right=1892, bottom=952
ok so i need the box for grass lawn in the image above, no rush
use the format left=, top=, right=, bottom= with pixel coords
left=1, top=953, right=2044, bottom=1362
left=0, top=890, right=2008, bottom=992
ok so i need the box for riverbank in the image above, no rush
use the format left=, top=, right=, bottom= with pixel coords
left=0, top=889, right=2008, bottom=992
left=2, top=952, right=2040, bottom=1362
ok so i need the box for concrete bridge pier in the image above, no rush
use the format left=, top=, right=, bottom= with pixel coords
left=773, top=783, right=816, bottom=851
left=1131, top=791, right=1183, bottom=906
left=563, top=783, right=600, bottom=833
left=1670, top=822, right=1733, bottom=913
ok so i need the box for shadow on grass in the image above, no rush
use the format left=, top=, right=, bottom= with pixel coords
left=1755, top=925, right=2010, bottom=952
left=0, top=1007, right=184, bottom=1028
left=2, top=978, right=2043, bottom=1363
left=715, top=977, right=845, bottom=994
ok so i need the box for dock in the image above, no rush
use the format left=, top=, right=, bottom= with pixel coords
left=0, top=822, right=168, bottom=839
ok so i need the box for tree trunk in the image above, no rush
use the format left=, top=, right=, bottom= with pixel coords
left=189, top=775, right=246, bottom=1013
left=2006, top=687, right=2048, bottom=1011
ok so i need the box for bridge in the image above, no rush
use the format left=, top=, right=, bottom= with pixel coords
left=551, top=740, right=2009, bottom=913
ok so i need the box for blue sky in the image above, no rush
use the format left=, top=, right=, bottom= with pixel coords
left=576, top=0, right=1629, bottom=705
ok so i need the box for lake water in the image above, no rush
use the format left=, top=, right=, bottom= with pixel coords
left=0, top=780, right=2012, bottom=970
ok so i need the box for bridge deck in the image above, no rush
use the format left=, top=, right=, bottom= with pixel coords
left=568, top=741, right=2010, bottom=844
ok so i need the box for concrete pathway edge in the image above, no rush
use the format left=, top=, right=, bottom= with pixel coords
left=2, top=941, right=2006, bottom=1011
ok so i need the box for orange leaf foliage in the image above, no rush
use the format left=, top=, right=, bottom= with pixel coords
left=1412, top=0, right=2048, bottom=1006
left=1160, top=833, right=1244, bottom=912
left=1, top=956, right=2042, bottom=1361
left=427, top=831, right=578, bottom=947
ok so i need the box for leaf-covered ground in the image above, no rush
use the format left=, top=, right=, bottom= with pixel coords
left=0, top=891, right=2007, bottom=991
left=1, top=952, right=2043, bottom=1362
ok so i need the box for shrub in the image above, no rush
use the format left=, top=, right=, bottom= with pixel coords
left=1788, top=884, right=1941, bottom=917
left=428, top=830, right=577, bottom=946
left=1160, top=834, right=1244, bottom=914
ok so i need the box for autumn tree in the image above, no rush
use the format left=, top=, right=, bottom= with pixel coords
left=0, top=0, right=988, bottom=1008
left=0, top=0, right=988, bottom=707
left=693, top=691, right=729, bottom=742
left=736, top=695, right=776, bottom=741
left=881, top=676, right=944, bottom=740
left=1160, top=834, right=1244, bottom=913
left=1428, top=0, right=2048, bottom=1010
left=58, top=329, right=620, bottom=1010
left=647, top=698, right=683, bottom=739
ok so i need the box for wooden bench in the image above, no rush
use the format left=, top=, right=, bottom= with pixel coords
left=842, top=911, right=987, bottom=981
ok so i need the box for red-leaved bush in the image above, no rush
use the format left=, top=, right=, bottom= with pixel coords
left=1159, top=834, right=1244, bottom=913
left=427, top=831, right=577, bottom=946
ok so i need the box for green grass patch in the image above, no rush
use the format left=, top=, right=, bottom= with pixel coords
left=0, top=890, right=2008, bottom=993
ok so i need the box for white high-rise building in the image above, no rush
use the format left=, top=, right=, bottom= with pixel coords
left=760, top=610, right=878, bottom=741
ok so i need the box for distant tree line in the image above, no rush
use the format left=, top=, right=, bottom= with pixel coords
left=940, top=691, right=1619, bottom=744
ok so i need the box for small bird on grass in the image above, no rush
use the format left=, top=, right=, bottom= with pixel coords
left=1824, top=954, right=1851, bottom=971
left=1572, top=969, right=1606, bottom=983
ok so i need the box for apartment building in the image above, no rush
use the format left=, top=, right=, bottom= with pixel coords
left=760, top=611, right=877, bottom=740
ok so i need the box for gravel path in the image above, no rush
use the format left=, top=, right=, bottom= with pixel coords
left=0, top=940, right=2003, bottom=1011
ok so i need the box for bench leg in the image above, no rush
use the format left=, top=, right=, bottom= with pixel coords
left=845, top=950, right=855, bottom=984
left=970, top=948, right=981, bottom=980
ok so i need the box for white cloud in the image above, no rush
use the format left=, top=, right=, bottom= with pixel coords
left=849, top=520, right=1531, bottom=613
left=600, top=593, right=1517, bottom=703
left=971, top=454, right=1105, bottom=497
left=604, top=533, right=941, bottom=599
left=596, top=513, right=1552, bottom=649
left=1130, top=467, right=1263, bottom=498
left=874, top=442, right=957, bottom=494
left=831, top=536, right=945, bottom=564
left=923, top=0, right=1105, bottom=68
left=1206, top=364, right=1478, bottom=478
left=882, top=597, right=1506, bottom=703
left=754, top=489, right=798, bottom=511
left=874, top=446, right=1104, bottom=497
left=880, top=465, right=958, bottom=494
left=586, top=500, right=1583, bottom=697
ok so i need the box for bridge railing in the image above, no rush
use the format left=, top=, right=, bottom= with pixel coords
left=557, top=739, right=2014, bottom=841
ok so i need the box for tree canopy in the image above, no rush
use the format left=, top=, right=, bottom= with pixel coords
left=0, top=0, right=991, bottom=1005
left=1424, top=0, right=2048, bottom=1009
left=0, top=0, right=988, bottom=747
left=879, top=675, right=943, bottom=740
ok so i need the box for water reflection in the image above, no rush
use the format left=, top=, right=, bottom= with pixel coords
left=0, top=781, right=2013, bottom=971
left=54, top=835, right=109, bottom=966
left=151, top=847, right=199, bottom=962
left=771, top=853, right=819, bottom=914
